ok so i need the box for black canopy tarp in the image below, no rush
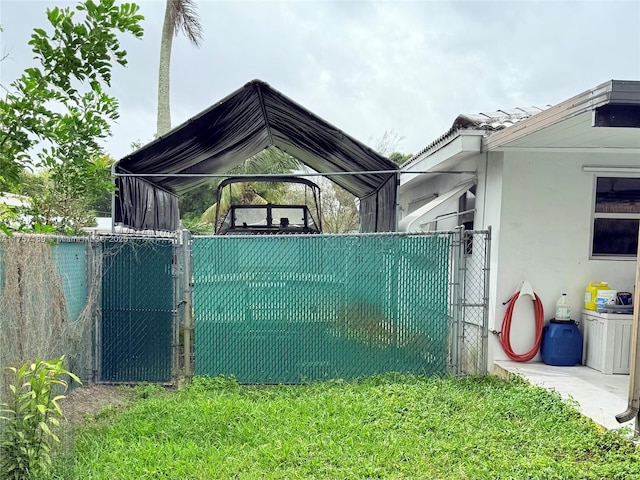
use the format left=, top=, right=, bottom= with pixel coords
left=114, top=79, right=398, bottom=232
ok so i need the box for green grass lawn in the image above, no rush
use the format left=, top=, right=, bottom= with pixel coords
left=52, top=374, right=639, bottom=480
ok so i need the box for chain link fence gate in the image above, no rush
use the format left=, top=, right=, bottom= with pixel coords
left=448, top=228, right=491, bottom=376
left=100, top=237, right=176, bottom=383
left=1, top=235, right=182, bottom=388
left=190, top=231, right=489, bottom=383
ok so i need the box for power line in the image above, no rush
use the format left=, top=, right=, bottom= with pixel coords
left=113, top=170, right=476, bottom=178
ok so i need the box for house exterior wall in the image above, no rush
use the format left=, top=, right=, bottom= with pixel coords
left=486, top=151, right=638, bottom=363
left=398, top=146, right=637, bottom=368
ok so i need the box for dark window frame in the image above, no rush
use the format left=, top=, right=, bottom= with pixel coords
left=459, top=187, right=476, bottom=256
left=591, top=176, right=640, bottom=259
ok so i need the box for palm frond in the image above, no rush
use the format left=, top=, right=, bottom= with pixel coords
left=241, top=147, right=301, bottom=174
left=197, top=148, right=302, bottom=226
left=169, top=0, right=204, bottom=47
left=200, top=202, right=218, bottom=225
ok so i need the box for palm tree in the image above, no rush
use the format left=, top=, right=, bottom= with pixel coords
left=200, top=183, right=268, bottom=226
left=157, top=0, right=203, bottom=136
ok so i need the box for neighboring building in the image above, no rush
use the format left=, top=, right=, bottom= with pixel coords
left=82, top=217, right=175, bottom=236
left=0, top=192, right=30, bottom=208
left=0, top=192, right=33, bottom=228
left=399, top=80, right=640, bottom=368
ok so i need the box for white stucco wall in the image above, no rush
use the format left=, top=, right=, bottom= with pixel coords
left=486, top=151, right=638, bottom=363
left=398, top=148, right=637, bottom=369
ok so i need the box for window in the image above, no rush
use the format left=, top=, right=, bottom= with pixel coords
left=592, top=177, right=640, bottom=257
left=459, top=187, right=476, bottom=255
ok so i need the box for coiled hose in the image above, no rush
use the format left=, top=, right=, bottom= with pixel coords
left=500, top=291, right=544, bottom=362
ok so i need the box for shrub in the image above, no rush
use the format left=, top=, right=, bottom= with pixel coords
left=0, top=357, right=80, bottom=479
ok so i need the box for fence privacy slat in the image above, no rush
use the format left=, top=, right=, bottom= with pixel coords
left=192, top=234, right=451, bottom=383
left=100, top=239, right=174, bottom=382
left=1, top=230, right=489, bottom=396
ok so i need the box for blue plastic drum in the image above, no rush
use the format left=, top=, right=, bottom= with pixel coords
left=540, top=320, right=583, bottom=366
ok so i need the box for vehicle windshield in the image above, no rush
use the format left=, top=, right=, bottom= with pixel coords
left=214, top=177, right=323, bottom=235
left=271, top=207, right=309, bottom=227
left=234, top=207, right=269, bottom=227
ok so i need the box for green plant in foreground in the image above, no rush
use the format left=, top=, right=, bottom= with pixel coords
left=0, top=357, right=81, bottom=480
left=132, top=382, right=165, bottom=400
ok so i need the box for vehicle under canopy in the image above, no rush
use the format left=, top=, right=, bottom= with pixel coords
left=214, top=176, right=323, bottom=235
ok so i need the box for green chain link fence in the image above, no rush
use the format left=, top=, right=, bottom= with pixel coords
left=192, top=233, right=451, bottom=383
left=100, top=238, right=175, bottom=383
left=0, top=236, right=95, bottom=402
left=1, top=229, right=489, bottom=394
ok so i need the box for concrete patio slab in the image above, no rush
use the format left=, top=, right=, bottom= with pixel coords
left=493, top=360, right=634, bottom=432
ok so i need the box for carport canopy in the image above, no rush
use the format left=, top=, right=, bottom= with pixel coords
left=114, top=79, right=399, bottom=232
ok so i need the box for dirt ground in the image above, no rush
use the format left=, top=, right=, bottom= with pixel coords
left=61, top=384, right=134, bottom=425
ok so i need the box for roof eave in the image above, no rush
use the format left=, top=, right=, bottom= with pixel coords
left=485, top=80, right=640, bottom=151
left=400, top=130, right=483, bottom=188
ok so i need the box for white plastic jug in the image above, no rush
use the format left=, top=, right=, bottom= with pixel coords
left=555, top=293, right=571, bottom=321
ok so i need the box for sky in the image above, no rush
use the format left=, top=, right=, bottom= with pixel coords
left=1, top=0, right=639, bottom=161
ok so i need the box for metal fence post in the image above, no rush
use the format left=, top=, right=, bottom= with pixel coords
left=182, top=230, right=193, bottom=381
left=449, top=227, right=465, bottom=376
left=481, top=228, right=492, bottom=375
left=172, top=236, right=180, bottom=384
left=91, top=239, right=103, bottom=384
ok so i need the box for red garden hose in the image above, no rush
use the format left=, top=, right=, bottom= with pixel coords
left=499, top=291, right=545, bottom=362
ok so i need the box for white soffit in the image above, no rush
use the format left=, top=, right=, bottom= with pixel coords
left=485, top=80, right=640, bottom=152
left=400, top=132, right=482, bottom=188
left=493, top=112, right=640, bottom=151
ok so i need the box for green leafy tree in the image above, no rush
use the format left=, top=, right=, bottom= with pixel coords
left=0, top=0, right=144, bottom=232
left=14, top=155, right=114, bottom=232
left=373, top=130, right=412, bottom=165
left=321, top=181, right=360, bottom=233
left=86, top=156, right=117, bottom=216
left=389, top=151, right=413, bottom=166
left=157, top=0, right=203, bottom=135
left=179, top=182, right=220, bottom=221
left=284, top=176, right=359, bottom=233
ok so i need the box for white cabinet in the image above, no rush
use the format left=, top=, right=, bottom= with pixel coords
left=581, top=310, right=632, bottom=374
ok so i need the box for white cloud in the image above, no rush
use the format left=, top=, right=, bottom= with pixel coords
left=1, top=0, right=639, bottom=160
